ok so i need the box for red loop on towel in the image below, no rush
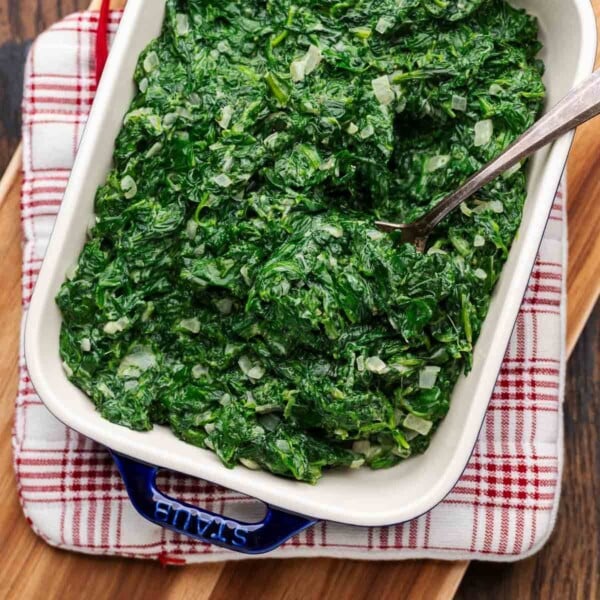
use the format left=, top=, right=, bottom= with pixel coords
left=94, top=0, right=111, bottom=86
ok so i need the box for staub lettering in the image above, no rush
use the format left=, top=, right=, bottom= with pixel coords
left=153, top=500, right=250, bottom=547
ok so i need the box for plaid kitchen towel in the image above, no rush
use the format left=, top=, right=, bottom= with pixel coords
left=14, top=10, right=566, bottom=563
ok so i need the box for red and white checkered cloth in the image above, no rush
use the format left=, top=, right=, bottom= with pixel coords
left=14, top=11, right=566, bottom=563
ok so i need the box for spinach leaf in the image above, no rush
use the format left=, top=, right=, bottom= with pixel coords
left=57, top=0, right=544, bottom=483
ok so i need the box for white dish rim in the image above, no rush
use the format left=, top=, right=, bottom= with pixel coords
left=24, top=0, right=597, bottom=527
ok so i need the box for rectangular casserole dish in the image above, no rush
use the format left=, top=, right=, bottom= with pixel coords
left=25, top=0, right=597, bottom=550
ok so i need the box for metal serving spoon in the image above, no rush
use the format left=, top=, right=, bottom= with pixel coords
left=375, top=69, right=600, bottom=251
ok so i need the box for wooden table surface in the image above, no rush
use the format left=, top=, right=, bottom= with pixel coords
left=0, top=2, right=598, bottom=599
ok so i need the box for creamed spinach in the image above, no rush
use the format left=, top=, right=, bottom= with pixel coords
left=57, top=0, right=545, bottom=482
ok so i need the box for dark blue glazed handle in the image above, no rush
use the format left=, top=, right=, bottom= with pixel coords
left=110, top=452, right=317, bottom=554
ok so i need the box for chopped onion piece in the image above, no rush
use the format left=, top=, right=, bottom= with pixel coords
left=427, top=247, right=447, bottom=256
left=303, top=44, right=322, bottom=75
left=147, top=114, right=163, bottom=134
left=451, top=94, right=467, bottom=111
left=473, top=234, right=485, bottom=247
left=460, top=202, right=472, bottom=216
left=176, top=106, right=192, bottom=120
left=375, top=16, right=393, bottom=33
left=240, top=458, right=260, bottom=470
left=103, top=317, right=129, bottom=335
left=489, top=83, right=503, bottom=96
left=371, top=75, right=394, bottom=106
left=186, top=219, right=198, bottom=239
left=418, top=365, right=440, bottom=389
left=179, top=317, right=201, bottom=333
left=175, top=13, right=190, bottom=36
left=403, top=414, right=433, bottom=436
left=247, top=366, right=265, bottom=380
left=356, top=355, right=365, bottom=372
left=120, top=175, right=137, bottom=199
left=322, top=224, right=344, bottom=238
left=66, top=264, right=78, bottom=280
left=163, top=112, right=178, bottom=127
left=363, top=444, right=381, bottom=459
left=319, top=156, right=335, bottom=171
left=366, top=229, right=384, bottom=241
left=213, top=173, right=233, bottom=188
left=80, top=338, right=91, bottom=352
left=472, top=200, right=489, bottom=214
left=62, top=361, right=73, bottom=377
left=222, top=155, right=234, bottom=172
left=215, top=297, right=233, bottom=314
left=290, top=44, right=322, bottom=82
left=259, top=413, right=281, bottom=432
left=290, top=59, right=306, bottom=82
left=395, top=94, right=407, bottom=113
left=143, top=51, right=159, bottom=73
left=404, top=430, right=419, bottom=441
left=425, top=154, right=450, bottom=172
left=146, top=142, right=163, bottom=158
left=118, top=345, right=157, bottom=378
left=347, top=122, right=358, bottom=135
left=275, top=439, right=291, bottom=453
left=489, top=200, right=504, bottom=213
left=251, top=425, right=264, bottom=436
left=238, top=356, right=265, bottom=381
left=474, top=268, right=487, bottom=280
left=365, top=356, right=388, bottom=374
left=192, top=364, right=209, bottom=378
left=97, top=382, right=114, bottom=398
left=240, top=265, right=252, bottom=286
left=359, top=123, right=375, bottom=139
left=217, top=105, right=233, bottom=129
left=474, top=119, right=493, bottom=147
left=87, top=214, right=98, bottom=233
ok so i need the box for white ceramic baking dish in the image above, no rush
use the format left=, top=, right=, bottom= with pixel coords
left=25, top=0, right=597, bottom=552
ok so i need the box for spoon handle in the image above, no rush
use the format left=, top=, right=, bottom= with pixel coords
left=412, top=69, right=600, bottom=235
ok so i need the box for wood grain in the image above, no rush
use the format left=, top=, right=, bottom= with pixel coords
left=209, top=557, right=469, bottom=600
left=0, top=1, right=597, bottom=599
left=566, top=120, right=600, bottom=353
left=565, top=0, right=600, bottom=353
left=0, top=0, right=89, bottom=44
left=0, top=1, right=91, bottom=172
left=0, top=142, right=20, bottom=208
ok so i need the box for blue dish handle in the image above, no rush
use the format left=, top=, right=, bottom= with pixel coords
left=110, top=451, right=318, bottom=554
